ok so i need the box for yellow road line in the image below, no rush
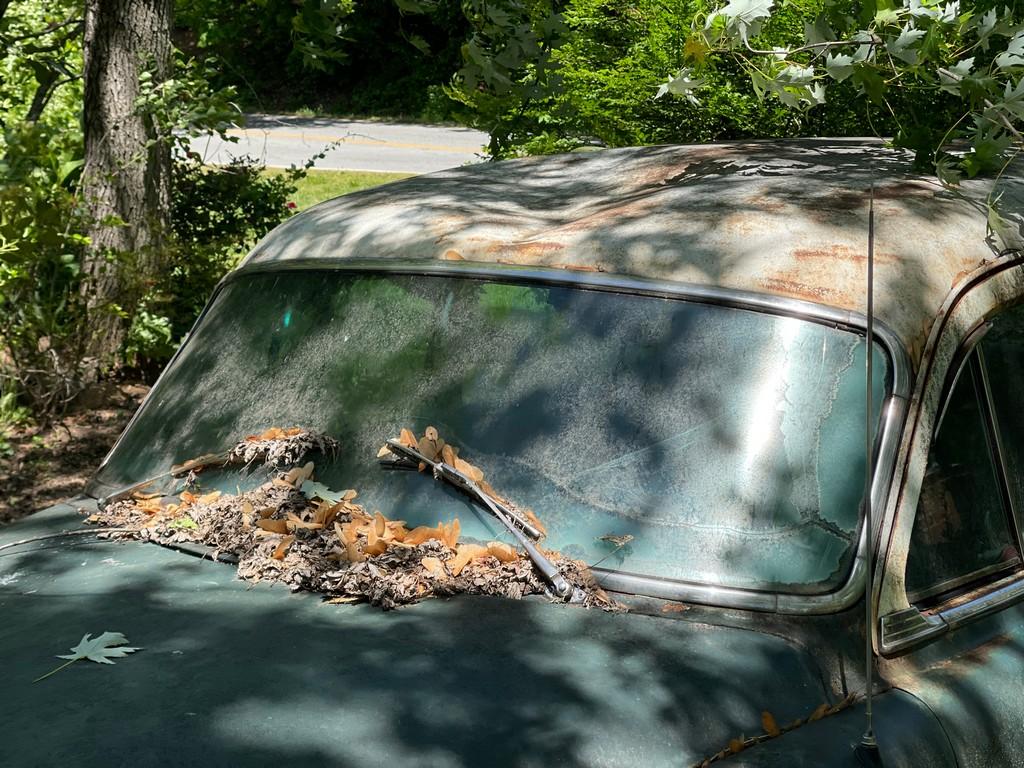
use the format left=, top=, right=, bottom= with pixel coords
left=225, top=128, right=482, bottom=153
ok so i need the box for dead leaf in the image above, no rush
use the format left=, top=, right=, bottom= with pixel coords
left=421, top=556, right=446, bottom=577
left=727, top=739, right=745, bottom=754
left=198, top=491, right=222, bottom=505
left=761, top=711, right=780, bottom=737
left=363, top=540, right=388, bottom=556
left=257, top=519, right=289, bottom=534
left=525, top=509, right=547, bottom=537
left=450, top=544, right=489, bottom=576
left=399, top=428, right=418, bottom=449
left=441, top=443, right=457, bottom=465
left=487, top=542, right=518, bottom=563
left=453, top=456, right=484, bottom=482
left=808, top=703, right=829, bottom=722
left=272, top=535, right=295, bottom=560
left=283, top=461, right=315, bottom=487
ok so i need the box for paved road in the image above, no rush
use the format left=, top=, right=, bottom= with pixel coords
left=187, top=114, right=489, bottom=174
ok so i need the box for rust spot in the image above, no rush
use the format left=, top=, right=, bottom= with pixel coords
left=792, top=245, right=896, bottom=265
left=756, top=277, right=843, bottom=304
left=486, top=241, right=566, bottom=261
left=959, top=632, right=1014, bottom=666
left=559, top=263, right=604, bottom=273
left=824, top=181, right=937, bottom=211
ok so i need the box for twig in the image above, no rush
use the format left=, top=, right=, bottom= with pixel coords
left=0, top=527, right=128, bottom=552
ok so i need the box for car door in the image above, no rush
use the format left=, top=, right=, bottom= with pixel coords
left=882, top=303, right=1024, bottom=768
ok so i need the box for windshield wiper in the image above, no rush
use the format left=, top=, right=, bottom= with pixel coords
left=382, top=439, right=584, bottom=602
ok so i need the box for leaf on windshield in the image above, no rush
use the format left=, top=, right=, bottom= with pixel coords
left=246, top=427, right=305, bottom=442
left=525, top=509, right=547, bottom=537
left=34, top=631, right=140, bottom=683
left=89, top=428, right=618, bottom=612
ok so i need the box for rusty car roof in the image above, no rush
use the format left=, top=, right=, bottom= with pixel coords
left=240, top=138, right=1024, bottom=368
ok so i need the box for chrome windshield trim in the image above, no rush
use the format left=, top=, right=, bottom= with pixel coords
left=91, top=258, right=913, bottom=615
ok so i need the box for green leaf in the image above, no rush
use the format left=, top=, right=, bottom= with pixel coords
left=804, top=16, right=836, bottom=45
left=995, top=32, right=1024, bottom=70
left=852, top=63, right=887, bottom=103
left=887, top=25, right=927, bottom=65
left=706, top=0, right=774, bottom=45
left=874, top=8, right=900, bottom=27
left=934, top=155, right=964, bottom=187
left=655, top=68, right=705, bottom=105
left=938, top=58, right=974, bottom=94
left=825, top=53, right=855, bottom=81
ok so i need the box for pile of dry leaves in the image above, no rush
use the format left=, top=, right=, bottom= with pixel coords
left=89, top=427, right=617, bottom=611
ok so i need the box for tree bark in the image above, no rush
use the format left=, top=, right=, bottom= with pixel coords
left=81, top=0, right=172, bottom=370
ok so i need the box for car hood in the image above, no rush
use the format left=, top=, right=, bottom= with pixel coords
left=1, top=502, right=835, bottom=767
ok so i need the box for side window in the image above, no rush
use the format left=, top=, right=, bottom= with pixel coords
left=905, top=350, right=1022, bottom=604
left=980, top=310, right=1024, bottom=519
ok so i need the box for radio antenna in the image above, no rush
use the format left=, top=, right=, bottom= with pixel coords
left=859, top=182, right=880, bottom=759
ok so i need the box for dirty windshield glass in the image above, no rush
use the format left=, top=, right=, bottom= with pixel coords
left=97, top=271, right=889, bottom=594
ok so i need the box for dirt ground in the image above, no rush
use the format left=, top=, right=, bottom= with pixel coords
left=0, top=382, right=149, bottom=525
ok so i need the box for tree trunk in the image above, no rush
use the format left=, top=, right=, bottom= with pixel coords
left=81, top=0, right=172, bottom=370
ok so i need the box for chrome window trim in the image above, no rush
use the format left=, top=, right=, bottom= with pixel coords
left=91, top=258, right=913, bottom=615
left=882, top=570, right=1024, bottom=654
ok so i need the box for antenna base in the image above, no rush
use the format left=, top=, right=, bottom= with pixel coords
left=855, top=734, right=882, bottom=767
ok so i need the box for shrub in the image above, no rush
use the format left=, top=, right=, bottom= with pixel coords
left=124, top=156, right=303, bottom=371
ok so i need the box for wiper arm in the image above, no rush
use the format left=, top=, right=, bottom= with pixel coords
left=382, top=439, right=583, bottom=601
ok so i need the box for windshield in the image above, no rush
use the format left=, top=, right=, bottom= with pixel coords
left=96, top=270, right=889, bottom=594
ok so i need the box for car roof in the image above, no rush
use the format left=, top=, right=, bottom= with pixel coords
left=241, top=138, right=1024, bottom=369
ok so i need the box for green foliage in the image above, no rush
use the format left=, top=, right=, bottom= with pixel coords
left=444, top=0, right=890, bottom=156
left=125, top=156, right=302, bottom=368
left=135, top=51, right=242, bottom=151
left=176, top=0, right=469, bottom=119
left=0, top=0, right=83, bottom=127
left=681, top=0, right=1024, bottom=183
left=0, top=121, right=90, bottom=417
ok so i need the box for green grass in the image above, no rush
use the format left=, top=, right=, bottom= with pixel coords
left=266, top=169, right=413, bottom=210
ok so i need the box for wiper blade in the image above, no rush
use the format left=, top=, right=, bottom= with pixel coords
left=382, top=439, right=583, bottom=602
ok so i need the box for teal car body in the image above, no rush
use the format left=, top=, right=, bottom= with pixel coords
left=2, top=140, right=1024, bottom=767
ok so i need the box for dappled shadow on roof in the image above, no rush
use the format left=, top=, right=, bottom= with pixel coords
left=242, top=140, right=1024, bottom=368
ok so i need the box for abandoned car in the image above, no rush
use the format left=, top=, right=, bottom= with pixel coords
left=2, top=139, right=1024, bottom=767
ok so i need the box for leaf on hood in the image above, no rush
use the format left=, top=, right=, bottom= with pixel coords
left=761, top=711, right=781, bottom=737
left=807, top=703, right=830, bottom=722
left=34, top=631, right=140, bottom=683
